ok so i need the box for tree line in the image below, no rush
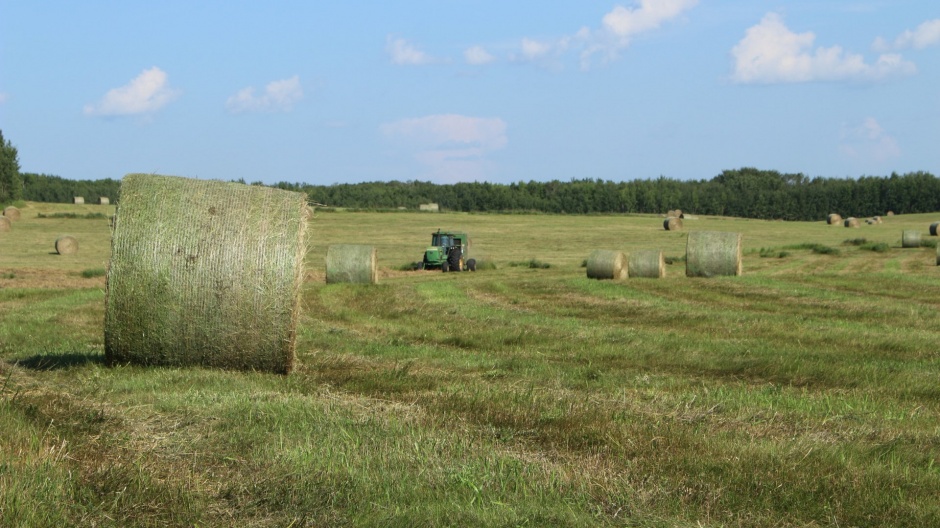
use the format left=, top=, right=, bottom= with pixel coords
left=9, top=168, right=940, bottom=222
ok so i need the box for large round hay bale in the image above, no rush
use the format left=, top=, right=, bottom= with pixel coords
left=73, top=196, right=85, bottom=204
left=674, top=209, right=683, bottom=218
left=586, top=250, right=627, bottom=280
left=326, top=244, right=378, bottom=284
left=663, top=217, right=683, bottom=231
left=929, top=222, right=940, bottom=236
left=686, top=231, right=742, bottom=278
left=99, top=196, right=110, bottom=205
left=0, top=216, right=11, bottom=232
left=55, top=235, right=78, bottom=255
left=628, top=249, right=665, bottom=278
left=2, top=206, right=20, bottom=221
left=843, top=217, right=859, bottom=228
left=887, top=211, right=895, bottom=216
left=104, top=174, right=309, bottom=374
left=901, top=230, right=921, bottom=248
left=826, top=213, right=842, bottom=225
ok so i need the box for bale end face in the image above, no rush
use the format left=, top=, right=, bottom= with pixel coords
left=586, top=250, right=627, bottom=280
left=2, top=206, right=21, bottom=221
left=827, top=213, right=842, bottom=225
left=55, top=236, right=79, bottom=255
left=843, top=217, right=859, bottom=228
left=663, top=217, right=683, bottom=231
left=0, top=217, right=11, bottom=232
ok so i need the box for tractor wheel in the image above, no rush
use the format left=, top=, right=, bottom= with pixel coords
left=447, top=248, right=462, bottom=272
left=442, top=260, right=450, bottom=273
left=466, top=258, right=477, bottom=272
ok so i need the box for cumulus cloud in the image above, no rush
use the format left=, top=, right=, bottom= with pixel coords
left=839, top=117, right=901, bottom=164
left=731, top=13, right=916, bottom=83
left=873, top=19, right=940, bottom=52
left=464, top=45, right=495, bottom=65
left=225, top=76, right=303, bottom=114
left=83, top=67, right=180, bottom=116
left=387, top=36, right=436, bottom=65
left=381, top=114, right=507, bottom=182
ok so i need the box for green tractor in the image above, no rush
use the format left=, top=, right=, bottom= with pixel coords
left=419, top=229, right=476, bottom=272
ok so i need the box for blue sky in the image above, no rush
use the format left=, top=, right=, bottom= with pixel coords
left=1, top=1, right=937, bottom=185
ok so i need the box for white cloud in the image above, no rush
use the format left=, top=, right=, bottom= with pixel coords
left=839, top=117, right=901, bottom=164
left=464, top=45, right=495, bottom=65
left=225, top=76, right=303, bottom=114
left=83, top=67, right=179, bottom=116
left=381, top=114, right=507, bottom=182
left=731, top=13, right=916, bottom=83
left=387, top=36, right=436, bottom=65
left=873, top=19, right=940, bottom=52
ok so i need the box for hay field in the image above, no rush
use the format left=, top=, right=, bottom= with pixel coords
left=2, top=201, right=940, bottom=527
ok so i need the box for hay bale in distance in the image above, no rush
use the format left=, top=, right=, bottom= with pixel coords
left=663, top=217, right=683, bottom=231
left=872, top=216, right=882, bottom=224
left=2, top=206, right=20, bottom=221
left=628, top=249, right=665, bottom=278
left=55, top=235, right=78, bottom=255
left=0, top=217, right=10, bottom=232
left=930, top=222, right=940, bottom=236
left=73, top=196, right=85, bottom=204
left=99, top=196, right=110, bottom=205
left=902, top=230, right=921, bottom=248
left=104, top=173, right=309, bottom=374
left=937, top=243, right=940, bottom=266
left=586, top=250, right=627, bottom=280
left=686, top=231, right=742, bottom=278
left=843, top=217, right=859, bottom=228
left=827, top=213, right=842, bottom=225
left=326, top=244, right=378, bottom=284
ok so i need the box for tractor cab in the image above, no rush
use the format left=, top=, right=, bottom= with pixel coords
left=421, top=229, right=475, bottom=272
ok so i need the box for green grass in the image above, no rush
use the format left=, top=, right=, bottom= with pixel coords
left=2, top=203, right=940, bottom=526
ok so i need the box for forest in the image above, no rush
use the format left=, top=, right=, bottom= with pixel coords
left=13, top=168, right=940, bottom=222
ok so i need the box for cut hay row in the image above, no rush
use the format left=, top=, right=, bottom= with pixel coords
left=55, top=235, right=78, bottom=255
left=686, top=231, right=742, bottom=278
left=326, top=244, right=378, bottom=284
left=2, top=206, right=20, bottom=221
left=930, top=222, right=939, bottom=236
left=586, top=249, right=627, bottom=280
left=844, top=217, right=860, bottom=228
left=0, top=216, right=10, bottom=232
left=901, top=230, right=921, bottom=248
left=663, top=217, right=683, bottom=231
left=104, top=173, right=309, bottom=374
left=827, top=213, right=842, bottom=225
left=628, top=249, right=665, bottom=278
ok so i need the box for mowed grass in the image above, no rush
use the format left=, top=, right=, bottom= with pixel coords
left=2, top=202, right=940, bottom=526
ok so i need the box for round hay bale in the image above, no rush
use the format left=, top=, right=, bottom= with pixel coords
left=104, top=173, right=309, bottom=374
left=872, top=216, right=882, bottom=224
left=663, top=217, right=683, bottom=231
left=887, top=211, right=895, bottom=216
left=843, top=217, right=859, bottom=228
left=0, top=216, right=11, bottom=232
left=686, top=231, right=742, bottom=278
left=628, top=249, right=665, bottom=278
left=826, top=213, right=842, bottom=225
left=674, top=209, right=683, bottom=218
left=865, top=219, right=874, bottom=225
left=2, top=206, right=20, bottom=221
left=326, top=244, right=378, bottom=284
left=930, top=222, right=940, bottom=236
left=73, top=196, right=85, bottom=204
left=99, top=196, right=110, bottom=205
left=901, top=230, right=921, bottom=248
left=55, top=235, right=78, bottom=255
left=666, top=210, right=677, bottom=218
left=937, top=243, right=940, bottom=266
left=586, top=249, right=627, bottom=280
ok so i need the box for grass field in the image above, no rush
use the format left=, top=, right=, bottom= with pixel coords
left=2, top=201, right=939, bottom=527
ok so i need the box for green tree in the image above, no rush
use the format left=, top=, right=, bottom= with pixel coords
left=0, top=129, right=23, bottom=203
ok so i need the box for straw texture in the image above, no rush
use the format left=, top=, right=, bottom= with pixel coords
left=628, top=250, right=665, bottom=278
left=326, top=244, right=378, bottom=284
left=686, top=231, right=742, bottom=277
left=104, top=174, right=309, bottom=373
left=586, top=250, right=627, bottom=280
left=901, top=230, right=921, bottom=248
left=55, top=235, right=78, bottom=255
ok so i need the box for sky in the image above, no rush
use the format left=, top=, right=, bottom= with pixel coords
left=1, top=1, right=938, bottom=185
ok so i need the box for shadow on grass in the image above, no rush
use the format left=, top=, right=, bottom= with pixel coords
left=11, top=352, right=104, bottom=371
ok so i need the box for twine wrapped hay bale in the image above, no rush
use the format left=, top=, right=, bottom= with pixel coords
left=586, top=249, right=627, bottom=280
left=686, top=231, right=742, bottom=278
left=0, top=216, right=10, bottom=232
left=2, top=206, right=20, bottom=221
left=55, top=235, right=78, bottom=255
left=827, top=213, right=842, bottom=225
left=326, top=244, right=378, bottom=284
left=930, top=222, right=940, bottom=236
left=104, top=174, right=309, bottom=374
left=628, top=249, right=665, bottom=278
left=73, top=196, right=85, bottom=204
left=843, top=217, right=859, bottom=228
left=902, top=230, right=921, bottom=248
left=99, top=196, right=110, bottom=205
left=663, top=217, right=683, bottom=231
